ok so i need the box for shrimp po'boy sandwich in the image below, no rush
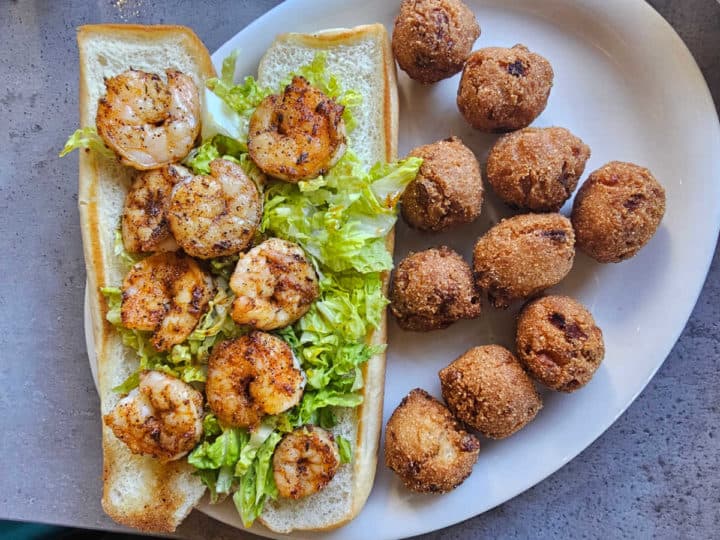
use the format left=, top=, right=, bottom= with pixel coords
left=62, top=23, right=421, bottom=533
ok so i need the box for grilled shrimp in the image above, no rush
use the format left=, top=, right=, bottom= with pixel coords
left=205, top=331, right=305, bottom=428
left=168, top=158, right=262, bottom=259
left=248, top=76, right=346, bottom=182
left=96, top=69, right=200, bottom=170
left=273, top=426, right=341, bottom=499
left=121, top=164, right=192, bottom=253
left=230, top=238, right=319, bottom=330
left=121, top=252, right=213, bottom=351
left=103, top=370, right=204, bottom=462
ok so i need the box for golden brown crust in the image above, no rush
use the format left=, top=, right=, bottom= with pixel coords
left=390, top=246, right=481, bottom=331
left=571, top=161, right=666, bottom=263
left=352, top=22, right=397, bottom=528
left=487, top=127, right=591, bottom=212
left=384, top=389, right=480, bottom=493
left=392, top=0, right=480, bottom=84
left=439, top=345, right=542, bottom=438
left=472, top=213, right=575, bottom=308
left=101, top=446, right=199, bottom=533
left=401, top=136, right=484, bottom=231
left=516, top=295, right=605, bottom=392
left=457, top=45, right=553, bottom=132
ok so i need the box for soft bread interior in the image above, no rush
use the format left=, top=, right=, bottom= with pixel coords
left=77, top=24, right=215, bottom=533
left=256, top=24, right=397, bottom=533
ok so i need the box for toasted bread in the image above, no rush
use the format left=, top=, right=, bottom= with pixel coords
left=256, top=23, right=398, bottom=533
left=77, top=24, right=215, bottom=533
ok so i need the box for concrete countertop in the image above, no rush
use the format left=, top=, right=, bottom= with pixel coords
left=0, top=1, right=718, bottom=539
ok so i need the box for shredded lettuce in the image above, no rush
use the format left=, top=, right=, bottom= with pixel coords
left=183, top=134, right=244, bottom=174
left=101, top=270, right=244, bottom=393
left=59, top=127, right=114, bottom=158
left=183, top=136, right=266, bottom=193
left=190, top=415, right=282, bottom=521
left=233, top=431, right=283, bottom=527
left=203, top=50, right=271, bottom=148
left=113, top=229, right=141, bottom=267
left=337, top=435, right=352, bottom=464
left=263, top=151, right=421, bottom=274
left=110, top=371, right=140, bottom=395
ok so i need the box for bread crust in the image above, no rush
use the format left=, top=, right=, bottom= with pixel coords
left=77, top=24, right=215, bottom=533
left=255, top=23, right=397, bottom=533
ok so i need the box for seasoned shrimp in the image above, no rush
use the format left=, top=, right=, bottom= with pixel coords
left=96, top=69, right=200, bottom=170
left=273, top=426, right=341, bottom=499
left=248, top=76, right=346, bottom=182
left=205, top=331, right=305, bottom=428
left=121, top=164, right=192, bottom=253
left=230, top=238, right=319, bottom=330
left=168, top=158, right=262, bottom=259
left=121, top=252, right=213, bottom=351
left=103, top=370, right=204, bottom=462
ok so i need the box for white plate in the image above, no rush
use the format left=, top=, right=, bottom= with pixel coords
left=86, top=0, right=720, bottom=538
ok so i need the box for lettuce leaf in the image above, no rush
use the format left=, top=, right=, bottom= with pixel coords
left=203, top=51, right=271, bottom=147
left=195, top=469, right=222, bottom=503
left=110, top=372, right=139, bottom=395
left=113, top=229, right=142, bottom=268
left=233, top=431, right=283, bottom=527
left=190, top=418, right=282, bottom=509
left=188, top=428, right=244, bottom=470
left=183, top=134, right=243, bottom=174
left=337, top=435, right=352, bottom=464
left=59, top=127, right=114, bottom=158
left=262, top=151, right=422, bottom=273
left=203, top=413, right=222, bottom=437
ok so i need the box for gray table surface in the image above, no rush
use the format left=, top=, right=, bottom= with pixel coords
left=1, top=1, right=718, bottom=539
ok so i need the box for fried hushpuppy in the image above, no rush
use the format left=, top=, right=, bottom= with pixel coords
left=392, top=0, right=480, bottom=84
left=390, top=246, right=481, bottom=331
left=571, top=161, right=666, bottom=263
left=516, top=295, right=605, bottom=392
left=472, top=213, right=575, bottom=308
left=486, top=127, right=591, bottom=212
left=401, top=136, right=484, bottom=231
left=457, top=45, right=553, bottom=132
left=384, top=388, right=480, bottom=493
left=439, top=345, right=542, bottom=438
